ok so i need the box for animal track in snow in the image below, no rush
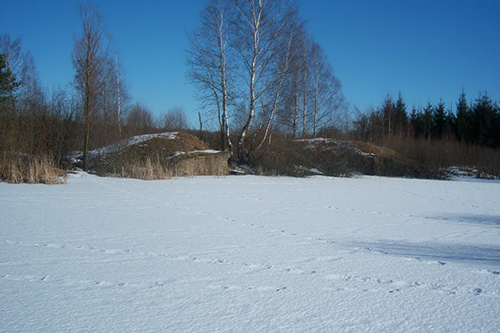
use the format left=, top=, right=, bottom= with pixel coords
left=4, top=238, right=320, bottom=281
left=0, top=272, right=181, bottom=290
left=480, top=269, right=500, bottom=275
left=321, top=271, right=497, bottom=297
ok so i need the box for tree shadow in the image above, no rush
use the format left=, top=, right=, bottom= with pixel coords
left=429, top=214, right=500, bottom=227
left=352, top=240, right=500, bottom=267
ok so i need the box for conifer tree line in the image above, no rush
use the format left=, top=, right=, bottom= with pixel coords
left=186, top=0, right=346, bottom=162
left=353, top=91, right=500, bottom=149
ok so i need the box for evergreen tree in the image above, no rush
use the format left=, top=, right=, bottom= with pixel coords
left=433, top=100, right=446, bottom=139
left=394, top=91, right=408, bottom=137
left=445, top=107, right=456, bottom=139
left=455, top=90, right=470, bottom=143
left=410, top=107, right=424, bottom=138
left=0, top=54, right=10, bottom=97
left=422, top=102, right=434, bottom=139
left=0, top=53, right=19, bottom=106
left=380, top=95, right=395, bottom=136
left=494, top=101, right=500, bottom=148
left=471, top=92, right=496, bottom=147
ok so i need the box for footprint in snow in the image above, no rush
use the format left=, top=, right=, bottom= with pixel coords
left=473, top=288, right=483, bottom=295
left=45, top=243, right=64, bottom=248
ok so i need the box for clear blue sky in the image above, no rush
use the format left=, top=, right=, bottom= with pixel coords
left=1, top=0, right=499, bottom=126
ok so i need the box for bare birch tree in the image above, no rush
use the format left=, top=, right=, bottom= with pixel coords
left=278, top=20, right=307, bottom=138
left=310, top=42, right=344, bottom=138
left=72, top=3, right=108, bottom=171
left=231, top=0, right=297, bottom=161
left=187, top=0, right=345, bottom=160
left=300, top=30, right=311, bottom=138
left=97, top=46, right=129, bottom=146
left=19, top=51, right=43, bottom=104
left=187, top=0, right=233, bottom=153
left=114, top=53, right=125, bottom=136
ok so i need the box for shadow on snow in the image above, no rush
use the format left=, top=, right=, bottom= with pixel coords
left=428, top=214, right=500, bottom=227
left=352, top=240, right=500, bottom=267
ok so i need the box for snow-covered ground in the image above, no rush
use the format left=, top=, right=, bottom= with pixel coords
left=1, top=174, right=499, bottom=332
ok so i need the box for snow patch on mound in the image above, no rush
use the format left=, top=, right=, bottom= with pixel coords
left=296, top=138, right=375, bottom=157
left=88, top=132, right=178, bottom=158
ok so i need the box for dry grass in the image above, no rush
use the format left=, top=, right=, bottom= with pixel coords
left=116, top=156, right=174, bottom=180
left=0, top=155, right=67, bottom=184
left=379, top=138, right=500, bottom=178
left=92, top=132, right=230, bottom=180
left=115, top=153, right=229, bottom=181
left=168, top=152, right=230, bottom=177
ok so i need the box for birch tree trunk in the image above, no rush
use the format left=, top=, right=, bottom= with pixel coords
left=116, top=56, right=122, bottom=136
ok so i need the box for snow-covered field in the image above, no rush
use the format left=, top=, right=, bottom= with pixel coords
left=1, top=173, right=499, bottom=332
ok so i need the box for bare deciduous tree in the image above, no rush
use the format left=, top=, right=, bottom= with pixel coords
left=125, top=102, right=154, bottom=136
left=162, top=106, right=188, bottom=131
left=72, top=3, right=108, bottom=171
left=310, top=42, right=344, bottom=138
left=187, top=0, right=346, bottom=162
left=231, top=0, right=297, bottom=161
left=19, top=51, right=43, bottom=104
left=187, top=0, right=233, bottom=152
left=115, top=53, right=125, bottom=136
left=97, top=47, right=129, bottom=147
left=278, top=20, right=308, bottom=138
